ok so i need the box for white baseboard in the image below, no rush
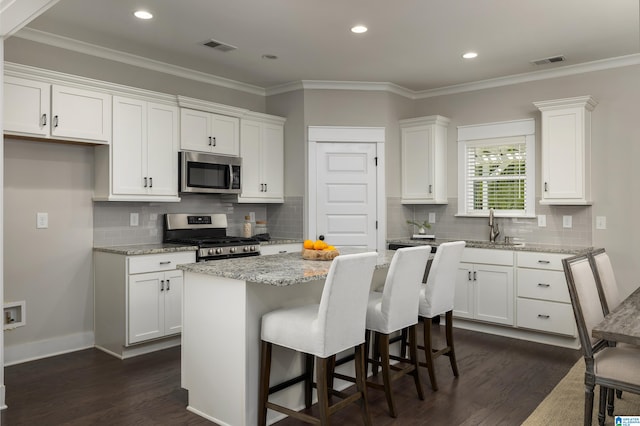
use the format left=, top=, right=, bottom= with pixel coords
left=4, top=331, right=95, bottom=366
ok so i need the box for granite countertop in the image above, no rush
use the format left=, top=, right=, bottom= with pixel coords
left=93, top=243, right=198, bottom=256
left=387, top=238, right=593, bottom=255
left=178, top=248, right=395, bottom=286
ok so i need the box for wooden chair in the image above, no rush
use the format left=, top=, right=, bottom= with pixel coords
left=417, top=240, right=466, bottom=391
left=362, top=246, right=430, bottom=417
left=563, top=253, right=640, bottom=426
left=258, top=252, right=378, bottom=426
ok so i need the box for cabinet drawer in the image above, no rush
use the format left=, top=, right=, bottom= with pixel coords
left=128, top=252, right=195, bottom=274
left=260, top=243, right=301, bottom=256
left=516, top=298, right=575, bottom=336
left=516, top=251, right=568, bottom=271
left=517, top=269, right=570, bottom=303
left=461, top=248, right=513, bottom=266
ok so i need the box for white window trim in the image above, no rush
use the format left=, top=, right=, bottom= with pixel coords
left=457, top=119, right=536, bottom=218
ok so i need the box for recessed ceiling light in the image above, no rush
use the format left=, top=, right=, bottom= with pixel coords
left=351, top=25, right=368, bottom=34
left=134, top=10, right=153, bottom=20
left=462, top=52, right=478, bottom=59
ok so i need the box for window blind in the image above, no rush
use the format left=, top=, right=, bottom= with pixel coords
left=465, top=137, right=527, bottom=214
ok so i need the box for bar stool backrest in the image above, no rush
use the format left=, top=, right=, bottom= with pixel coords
left=380, top=246, right=431, bottom=331
left=421, top=241, right=466, bottom=317
left=317, top=251, right=378, bottom=357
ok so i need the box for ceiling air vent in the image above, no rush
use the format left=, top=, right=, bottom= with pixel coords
left=531, top=55, right=566, bottom=66
left=203, top=39, right=237, bottom=52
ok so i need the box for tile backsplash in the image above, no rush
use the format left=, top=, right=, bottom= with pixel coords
left=388, top=197, right=592, bottom=247
left=95, top=195, right=591, bottom=248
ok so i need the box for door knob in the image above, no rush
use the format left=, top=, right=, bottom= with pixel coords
left=319, top=235, right=325, bottom=241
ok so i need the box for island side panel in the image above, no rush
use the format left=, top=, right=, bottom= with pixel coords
left=245, top=279, right=326, bottom=426
left=182, top=272, right=249, bottom=426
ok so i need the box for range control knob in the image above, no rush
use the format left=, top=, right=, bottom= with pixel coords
left=229, top=247, right=236, bottom=253
left=208, top=249, right=214, bottom=255
left=250, top=246, right=256, bottom=251
left=215, top=248, right=223, bottom=255
left=243, top=246, right=249, bottom=252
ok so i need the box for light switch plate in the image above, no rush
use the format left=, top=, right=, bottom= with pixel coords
left=596, top=216, right=607, bottom=230
left=428, top=212, right=436, bottom=223
left=537, top=215, right=546, bottom=227
left=130, top=212, right=139, bottom=227
left=563, top=215, right=572, bottom=228
left=36, top=212, right=48, bottom=229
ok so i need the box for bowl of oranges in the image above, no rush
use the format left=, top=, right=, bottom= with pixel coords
left=301, top=239, right=340, bottom=260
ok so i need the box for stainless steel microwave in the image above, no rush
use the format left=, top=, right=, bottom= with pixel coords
left=179, top=151, right=242, bottom=194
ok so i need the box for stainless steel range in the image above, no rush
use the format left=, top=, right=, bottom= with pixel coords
left=163, top=213, right=260, bottom=261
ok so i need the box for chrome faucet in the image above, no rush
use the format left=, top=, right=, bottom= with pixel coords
left=488, top=208, right=500, bottom=242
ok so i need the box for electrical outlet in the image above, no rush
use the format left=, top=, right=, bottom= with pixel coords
left=563, top=215, right=572, bottom=229
left=36, top=212, right=48, bottom=229
left=130, top=212, right=139, bottom=227
left=537, top=215, right=546, bottom=227
left=596, top=216, right=607, bottom=230
left=428, top=212, right=436, bottom=223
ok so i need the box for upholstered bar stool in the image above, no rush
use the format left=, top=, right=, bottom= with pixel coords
left=417, top=240, right=465, bottom=391
left=363, top=245, right=431, bottom=417
left=258, top=252, right=378, bottom=426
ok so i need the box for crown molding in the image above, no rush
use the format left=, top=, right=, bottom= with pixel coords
left=13, top=27, right=266, bottom=96
left=13, top=27, right=640, bottom=100
left=413, top=53, right=640, bottom=99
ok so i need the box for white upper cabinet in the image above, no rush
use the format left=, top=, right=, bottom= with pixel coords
left=4, top=75, right=111, bottom=144
left=400, top=115, right=450, bottom=204
left=95, top=95, right=179, bottom=202
left=534, top=96, right=597, bottom=205
left=237, top=112, right=286, bottom=203
left=180, top=108, right=240, bottom=156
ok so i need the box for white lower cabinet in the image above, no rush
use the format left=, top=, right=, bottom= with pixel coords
left=515, top=251, right=576, bottom=336
left=94, top=250, right=195, bottom=358
left=454, top=248, right=514, bottom=326
left=128, top=269, right=183, bottom=344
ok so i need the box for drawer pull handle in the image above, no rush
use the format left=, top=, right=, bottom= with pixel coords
left=537, top=314, right=550, bottom=319
left=537, top=283, right=551, bottom=287
left=278, top=250, right=287, bottom=253
left=159, top=261, right=172, bottom=265
left=537, top=260, right=551, bottom=264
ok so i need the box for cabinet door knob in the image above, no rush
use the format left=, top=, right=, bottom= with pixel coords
left=149, top=177, right=153, bottom=188
left=208, top=136, right=212, bottom=146
left=473, top=271, right=477, bottom=281
left=544, top=182, right=548, bottom=192
left=53, top=115, right=59, bottom=128
left=166, top=279, right=170, bottom=291
left=468, top=271, right=472, bottom=281
left=428, top=184, right=432, bottom=194
left=160, top=280, right=165, bottom=291
left=264, top=183, right=268, bottom=192
left=144, top=177, right=148, bottom=188
left=212, top=136, right=216, bottom=147
left=41, top=114, right=47, bottom=126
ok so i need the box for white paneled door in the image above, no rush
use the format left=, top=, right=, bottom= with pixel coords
left=315, top=142, right=378, bottom=248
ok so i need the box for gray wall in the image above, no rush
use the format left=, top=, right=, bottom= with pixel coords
left=413, top=64, right=640, bottom=297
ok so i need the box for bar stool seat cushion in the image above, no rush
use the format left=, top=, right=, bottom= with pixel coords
left=261, top=304, right=325, bottom=357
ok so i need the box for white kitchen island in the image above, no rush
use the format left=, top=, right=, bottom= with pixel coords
left=178, top=250, right=394, bottom=426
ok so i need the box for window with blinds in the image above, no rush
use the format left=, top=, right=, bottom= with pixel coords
left=457, top=118, right=535, bottom=218
left=465, top=136, right=527, bottom=214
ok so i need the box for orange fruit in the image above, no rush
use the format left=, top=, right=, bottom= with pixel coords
left=303, top=239, right=314, bottom=249
left=326, top=245, right=336, bottom=251
left=313, top=240, right=327, bottom=250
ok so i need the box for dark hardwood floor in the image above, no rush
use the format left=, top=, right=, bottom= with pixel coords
left=1, top=325, right=580, bottom=425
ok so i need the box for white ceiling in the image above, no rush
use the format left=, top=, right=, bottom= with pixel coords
left=21, top=0, right=640, bottom=93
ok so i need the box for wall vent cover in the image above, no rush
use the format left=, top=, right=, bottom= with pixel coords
left=531, top=55, right=566, bottom=66
left=203, top=39, right=237, bottom=52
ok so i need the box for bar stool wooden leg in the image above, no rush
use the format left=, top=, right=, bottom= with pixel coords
left=377, top=333, right=396, bottom=417
left=422, top=316, right=439, bottom=391
left=408, top=324, right=425, bottom=400
left=354, top=343, right=373, bottom=426
left=445, top=311, right=459, bottom=377
left=304, top=353, right=314, bottom=408
left=316, top=356, right=331, bottom=426
left=258, top=340, right=272, bottom=426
